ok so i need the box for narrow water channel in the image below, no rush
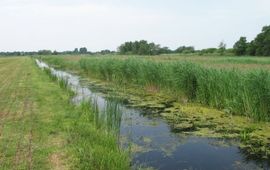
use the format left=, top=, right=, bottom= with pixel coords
left=36, top=60, right=268, bottom=170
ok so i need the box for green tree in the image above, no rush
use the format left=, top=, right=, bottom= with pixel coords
left=175, top=46, right=195, bottom=53
left=53, top=50, right=59, bottom=55
left=218, top=41, right=226, bottom=55
left=38, top=50, right=52, bottom=55
left=233, top=37, right=248, bottom=56
left=118, top=40, right=167, bottom=55
left=149, top=42, right=161, bottom=55
left=246, top=40, right=256, bottom=56
left=199, top=48, right=217, bottom=55
left=74, top=48, right=79, bottom=54
left=253, top=25, right=270, bottom=56
left=158, top=47, right=172, bottom=54
left=138, top=40, right=150, bottom=55
left=118, top=42, right=133, bottom=54
left=79, top=47, right=88, bottom=54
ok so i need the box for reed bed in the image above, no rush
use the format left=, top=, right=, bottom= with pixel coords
left=78, top=57, right=270, bottom=121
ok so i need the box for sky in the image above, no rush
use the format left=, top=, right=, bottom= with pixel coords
left=0, top=0, right=269, bottom=52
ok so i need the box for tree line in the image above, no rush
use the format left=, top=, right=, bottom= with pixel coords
left=117, top=25, right=270, bottom=56
left=117, top=40, right=230, bottom=56
left=0, top=47, right=116, bottom=56
left=0, top=25, right=269, bottom=57
left=117, top=40, right=197, bottom=55
left=233, top=25, right=270, bottom=56
left=117, top=40, right=172, bottom=55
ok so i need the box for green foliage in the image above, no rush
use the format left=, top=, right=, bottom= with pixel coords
left=74, top=48, right=79, bottom=53
left=172, top=62, right=199, bottom=100
left=41, top=62, right=130, bottom=170
left=43, top=56, right=80, bottom=70
left=65, top=101, right=129, bottom=170
left=199, top=48, right=217, bottom=55
left=246, top=40, right=256, bottom=56
left=38, top=50, right=52, bottom=55
left=175, top=46, right=195, bottom=54
left=52, top=50, right=59, bottom=55
left=78, top=57, right=270, bottom=121
left=218, top=41, right=226, bottom=55
left=79, top=47, right=88, bottom=54
left=253, top=25, right=270, bottom=56
left=58, top=78, right=69, bottom=89
left=233, top=37, right=248, bottom=56
left=234, top=25, right=270, bottom=56
left=43, top=68, right=57, bottom=81
left=118, top=40, right=168, bottom=55
left=0, top=57, right=129, bottom=170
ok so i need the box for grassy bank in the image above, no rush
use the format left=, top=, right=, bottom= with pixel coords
left=0, top=57, right=129, bottom=170
left=43, top=55, right=270, bottom=121
left=41, top=55, right=270, bottom=159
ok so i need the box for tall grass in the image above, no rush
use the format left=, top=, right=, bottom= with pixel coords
left=67, top=100, right=129, bottom=170
left=42, top=65, right=129, bottom=170
left=105, top=99, right=122, bottom=134
left=43, top=68, right=70, bottom=91
left=82, top=98, right=123, bottom=134
left=42, top=56, right=80, bottom=70
left=43, top=67, right=57, bottom=81
left=79, top=57, right=270, bottom=121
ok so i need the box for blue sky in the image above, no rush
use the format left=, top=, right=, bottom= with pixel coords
left=0, top=0, right=269, bottom=51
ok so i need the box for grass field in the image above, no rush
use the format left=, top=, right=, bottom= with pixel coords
left=0, top=57, right=129, bottom=170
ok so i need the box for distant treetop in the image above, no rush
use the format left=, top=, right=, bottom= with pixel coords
left=0, top=25, right=270, bottom=57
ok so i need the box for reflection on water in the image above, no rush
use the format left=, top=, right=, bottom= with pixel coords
left=36, top=60, right=269, bottom=170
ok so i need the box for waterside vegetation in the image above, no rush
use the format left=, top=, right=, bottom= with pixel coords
left=44, top=56, right=270, bottom=121
left=41, top=54, right=270, bottom=160
left=0, top=57, right=129, bottom=170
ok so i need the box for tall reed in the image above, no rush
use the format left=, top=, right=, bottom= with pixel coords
left=79, top=57, right=270, bottom=121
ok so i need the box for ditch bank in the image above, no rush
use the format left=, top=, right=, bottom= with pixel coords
left=36, top=59, right=270, bottom=170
